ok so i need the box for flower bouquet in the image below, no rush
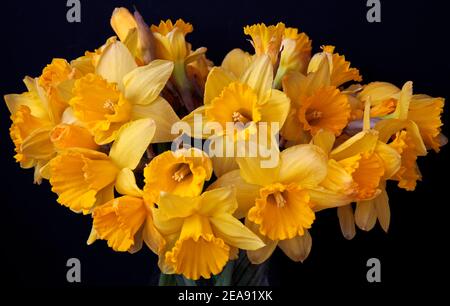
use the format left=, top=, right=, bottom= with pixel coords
left=4, top=7, right=446, bottom=285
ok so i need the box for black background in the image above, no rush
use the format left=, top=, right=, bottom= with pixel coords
left=1, top=0, right=449, bottom=291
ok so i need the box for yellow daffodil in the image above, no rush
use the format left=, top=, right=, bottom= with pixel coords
left=48, top=119, right=155, bottom=214
left=313, top=100, right=401, bottom=239
left=273, top=27, right=312, bottom=88
left=110, top=7, right=155, bottom=65
left=221, top=48, right=252, bottom=79
left=5, top=60, right=95, bottom=183
left=143, top=148, right=213, bottom=203
left=69, top=41, right=179, bottom=145
left=308, top=45, right=362, bottom=87
left=211, top=144, right=349, bottom=263
left=92, top=195, right=165, bottom=254
left=282, top=57, right=351, bottom=142
left=153, top=186, right=265, bottom=280
left=243, top=22, right=285, bottom=67
left=360, top=81, right=446, bottom=153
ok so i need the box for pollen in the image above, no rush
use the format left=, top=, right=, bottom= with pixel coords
left=172, top=163, right=192, bottom=182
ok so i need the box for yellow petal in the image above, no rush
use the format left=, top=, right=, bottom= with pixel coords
left=211, top=155, right=239, bottom=178
left=143, top=214, right=166, bottom=254
left=240, top=55, right=273, bottom=103
left=221, top=48, right=252, bottom=78
left=330, top=130, right=379, bottom=161
left=123, top=60, right=174, bottom=105
left=110, top=7, right=137, bottom=42
left=4, top=91, right=47, bottom=119
left=259, top=89, right=290, bottom=130
left=198, top=186, right=238, bottom=216
left=375, top=141, right=401, bottom=179
left=320, top=159, right=354, bottom=193
left=375, top=119, right=427, bottom=156
left=236, top=155, right=279, bottom=186
left=394, top=81, right=412, bottom=120
left=312, top=129, right=336, bottom=155
left=50, top=123, right=98, bottom=151
left=245, top=219, right=278, bottom=264
left=278, top=229, right=312, bottom=262
left=131, top=96, right=180, bottom=143
left=115, top=168, right=143, bottom=197
left=358, top=82, right=400, bottom=105
left=337, top=205, right=356, bottom=240
left=155, top=191, right=199, bottom=221
left=354, top=200, right=377, bottom=231
left=374, top=187, right=390, bottom=233
left=96, top=41, right=137, bottom=90
left=210, top=213, right=265, bottom=250
left=204, top=67, right=236, bottom=105
left=308, top=187, right=352, bottom=211
left=109, top=118, right=156, bottom=170
left=278, top=144, right=328, bottom=187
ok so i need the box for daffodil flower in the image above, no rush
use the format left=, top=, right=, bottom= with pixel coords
left=273, top=27, right=312, bottom=89
left=307, top=45, right=362, bottom=87
left=211, top=144, right=348, bottom=263
left=69, top=40, right=179, bottom=145
left=48, top=118, right=155, bottom=214
left=151, top=19, right=207, bottom=111
left=282, top=57, right=351, bottom=142
left=143, top=148, right=213, bottom=203
left=5, top=59, right=96, bottom=183
left=153, top=186, right=265, bottom=280
left=313, top=101, right=402, bottom=239
left=91, top=195, right=165, bottom=254
left=243, top=23, right=285, bottom=68
left=110, top=7, right=156, bottom=65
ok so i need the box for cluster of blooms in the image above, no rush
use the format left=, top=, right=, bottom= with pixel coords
left=5, top=7, right=446, bottom=281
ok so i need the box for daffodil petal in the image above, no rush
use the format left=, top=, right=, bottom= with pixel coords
left=245, top=219, right=278, bottom=264
left=337, top=205, right=356, bottom=240
left=131, top=96, right=180, bottom=143
left=109, top=118, right=156, bottom=170
left=204, top=67, right=236, bottom=105
left=312, top=129, right=335, bottom=155
left=308, top=187, right=352, bottom=211
left=278, top=230, right=312, bottom=262
left=259, top=89, right=290, bottom=130
left=354, top=200, right=377, bottom=231
left=210, top=213, right=265, bottom=250
left=375, top=141, right=401, bottom=179
left=278, top=144, right=328, bottom=187
left=374, top=187, right=390, bottom=233
left=208, top=169, right=260, bottom=219
left=330, top=130, right=379, bottom=161
left=96, top=41, right=137, bottom=90
left=240, top=55, right=273, bottom=102
left=155, top=192, right=199, bottom=221
left=198, top=186, right=238, bottom=216
left=115, top=168, right=143, bottom=197
left=123, top=60, right=174, bottom=105
left=236, top=155, right=279, bottom=186
left=221, top=48, right=252, bottom=79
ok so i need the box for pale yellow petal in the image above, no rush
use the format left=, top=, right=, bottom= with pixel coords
left=131, top=96, right=180, bottom=143
left=210, top=213, right=265, bottom=250
left=221, top=48, right=252, bottom=78
left=312, top=129, right=335, bottom=155
left=355, top=200, right=377, bottom=231
left=96, top=41, right=137, bottom=90
left=115, top=168, right=143, bottom=197
left=109, top=118, right=156, bottom=169
left=337, top=205, right=356, bottom=240
left=198, top=186, right=238, bottom=216
left=278, top=144, right=328, bottom=187
left=208, top=169, right=260, bottom=219
left=204, top=67, right=236, bottom=105
left=278, top=229, right=312, bottom=262
left=123, top=60, right=174, bottom=105
left=308, top=187, right=352, bottom=211
left=236, top=155, right=279, bottom=186
left=375, top=141, right=401, bottom=179
left=330, top=130, right=379, bottom=161
left=245, top=219, right=278, bottom=264
left=259, top=89, right=290, bottom=130
left=374, top=187, right=390, bottom=233
left=240, top=55, right=273, bottom=103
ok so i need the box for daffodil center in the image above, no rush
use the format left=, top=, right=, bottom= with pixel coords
left=103, top=99, right=116, bottom=114
left=306, top=110, right=323, bottom=122
left=172, top=163, right=192, bottom=182
left=268, top=191, right=287, bottom=208
left=232, top=111, right=252, bottom=124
